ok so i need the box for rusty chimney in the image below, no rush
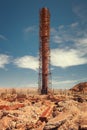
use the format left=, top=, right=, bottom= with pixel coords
left=38, top=7, right=51, bottom=94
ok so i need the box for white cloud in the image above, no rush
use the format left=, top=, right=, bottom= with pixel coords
left=53, top=79, right=76, bottom=85
left=0, top=35, right=7, bottom=40
left=53, top=35, right=63, bottom=43
left=78, top=38, right=87, bottom=46
left=14, top=55, right=38, bottom=71
left=75, top=38, right=87, bottom=56
left=51, top=28, right=57, bottom=35
left=70, top=22, right=78, bottom=28
left=72, top=3, right=87, bottom=23
left=51, top=25, right=76, bottom=44
left=52, top=79, right=77, bottom=89
left=58, top=25, right=64, bottom=30
left=24, top=26, right=36, bottom=33
left=51, top=21, right=87, bottom=68
left=0, top=54, right=10, bottom=68
left=51, top=48, right=87, bottom=68
left=52, top=77, right=87, bottom=89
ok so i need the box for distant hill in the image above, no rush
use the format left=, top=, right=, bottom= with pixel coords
left=70, top=82, right=87, bottom=92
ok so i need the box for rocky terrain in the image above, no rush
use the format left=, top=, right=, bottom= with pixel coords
left=0, top=86, right=87, bottom=130
left=70, top=82, right=87, bottom=92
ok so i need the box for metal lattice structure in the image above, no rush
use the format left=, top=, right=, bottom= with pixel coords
left=38, top=7, right=52, bottom=94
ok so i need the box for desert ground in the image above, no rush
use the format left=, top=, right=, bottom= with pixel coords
left=0, top=85, right=87, bottom=130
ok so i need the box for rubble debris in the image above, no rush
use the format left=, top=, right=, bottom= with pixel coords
left=79, top=125, right=87, bottom=130
left=72, top=95, right=84, bottom=103
left=44, top=119, right=66, bottom=130
left=0, top=104, right=24, bottom=110
left=39, top=105, right=54, bottom=122
left=0, top=88, right=87, bottom=130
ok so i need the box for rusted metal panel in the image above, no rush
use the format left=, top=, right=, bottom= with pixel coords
left=0, top=104, right=24, bottom=110
left=39, top=105, right=54, bottom=122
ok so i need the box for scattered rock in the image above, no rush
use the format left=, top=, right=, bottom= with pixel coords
left=70, top=82, right=87, bottom=93
left=44, top=119, right=66, bottom=130
left=0, top=88, right=87, bottom=130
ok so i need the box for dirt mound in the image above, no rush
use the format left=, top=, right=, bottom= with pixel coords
left=70, top=82, right=87, bottom=92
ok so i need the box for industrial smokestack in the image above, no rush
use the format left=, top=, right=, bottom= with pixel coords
left=39, top=7, right=51, bottom=94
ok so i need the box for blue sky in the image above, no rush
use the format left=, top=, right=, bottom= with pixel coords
left=0, top=0, right=87, bottom=89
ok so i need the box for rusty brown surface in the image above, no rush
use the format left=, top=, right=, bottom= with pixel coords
left=36, top=104, right=54, bottom=129
left=39, top=8, right=51, bottom=94
left=0, top=104, right=24, bottom=110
